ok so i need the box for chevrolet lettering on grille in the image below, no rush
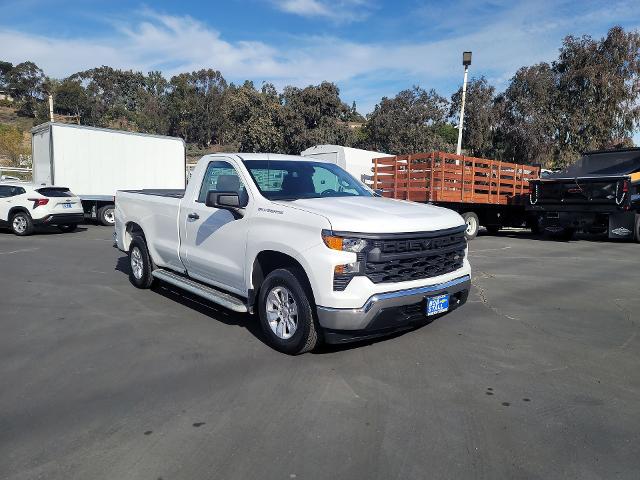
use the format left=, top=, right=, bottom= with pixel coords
left=382, top=239, right=432, bottom=253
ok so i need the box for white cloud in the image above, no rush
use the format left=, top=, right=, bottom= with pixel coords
left=271, top=0, right=373, bottom=22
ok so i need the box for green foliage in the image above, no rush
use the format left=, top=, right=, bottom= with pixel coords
left=362, top=87, right=451, bottom=154
left=450, top=77, right=496, bottom=157
left=0, top=124, right=29, bottom=166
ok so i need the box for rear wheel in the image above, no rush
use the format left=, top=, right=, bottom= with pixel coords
left=98, top=205, right=115, bottom=226
left=461, top=212, right=479, bottom=240
left=258, top=268, right=318, bottom=355
left=58, top=224, right=78, bottom=233
left=11, top=211, right=34, bottom=236
left=129, top=236, right=156, bottom=289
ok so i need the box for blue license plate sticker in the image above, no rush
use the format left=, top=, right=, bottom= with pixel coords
left=426, top=294, right=449, bottom=316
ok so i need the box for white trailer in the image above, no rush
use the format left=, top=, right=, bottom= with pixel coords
left=300, top=145, right=392, bottom=185
left=31, top=123, right=186, bottom=225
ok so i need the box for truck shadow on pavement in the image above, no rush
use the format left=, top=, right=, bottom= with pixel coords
left=114, top=255, right=267, bottom=346
left=114, top=254, right=413, bottom=354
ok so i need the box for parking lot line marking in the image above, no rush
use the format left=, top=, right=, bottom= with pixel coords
left=0, top=248, right=39, bottom=255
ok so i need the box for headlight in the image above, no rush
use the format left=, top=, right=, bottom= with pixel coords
left=321, top=231, right=368, bottom=253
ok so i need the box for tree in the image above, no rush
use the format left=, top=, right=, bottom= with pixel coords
left=362, top=86, right=451, bottom=154
left=0, top=125, right=29, bottom=167
left=7, top=61, right=45, bottom=116
left=450, top=77, right=496, bottom=156
left=497, top=63, right=557, bottom=165
left=280, top=82, right=354, bottom=153
left=222, top=81, right=283, bottom=152
left=0, top=61, right=13, bottom=89
left=167, top=69, right=227, bottom=146
left=553, top=26, right=640, bottom=165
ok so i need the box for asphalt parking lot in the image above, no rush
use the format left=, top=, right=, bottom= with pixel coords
left=1, top=225, right=639, bottom=480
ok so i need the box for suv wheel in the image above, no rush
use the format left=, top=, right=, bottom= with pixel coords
left=258, top=268, right=319, bottom=355
left=128, top=236, right=156, bottom=289
left=11, top=212, right=34, bottom=236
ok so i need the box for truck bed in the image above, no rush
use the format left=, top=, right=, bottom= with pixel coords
left=372, top=152, right=539, bottom=206
left=120, top=189, right=185, bottom=198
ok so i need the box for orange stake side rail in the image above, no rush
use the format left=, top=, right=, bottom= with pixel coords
left=372, top=152, right=540, bottom=206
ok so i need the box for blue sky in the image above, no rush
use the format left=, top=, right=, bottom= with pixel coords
left=1, top=0, right=639, bottom=138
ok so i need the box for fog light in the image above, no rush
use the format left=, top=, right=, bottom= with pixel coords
left=334, top=262, right=362, bottom=275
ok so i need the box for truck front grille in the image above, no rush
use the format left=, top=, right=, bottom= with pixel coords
left=363, top=226, right=466, bottom=284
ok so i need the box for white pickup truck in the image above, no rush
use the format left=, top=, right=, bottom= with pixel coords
left=115, top=153, right=471, bottom=354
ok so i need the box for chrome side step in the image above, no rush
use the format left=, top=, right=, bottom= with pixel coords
left=151, top=269, right=248, bottom=313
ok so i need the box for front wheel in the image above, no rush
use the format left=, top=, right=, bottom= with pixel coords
left=11, top=212, right=34, bottom=236
left=461, top=212, right=479, bottom=240
left=98, top=205, right=115, bottom=226
left=258, top=268, right=319, bottom=355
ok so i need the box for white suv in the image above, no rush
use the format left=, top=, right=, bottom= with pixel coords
left=0, top=182, right=84, bottom=236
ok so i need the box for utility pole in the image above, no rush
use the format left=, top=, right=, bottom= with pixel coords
left=456, top=51, right=472, bottom=155
left=48, top=94, right=54, bottom=122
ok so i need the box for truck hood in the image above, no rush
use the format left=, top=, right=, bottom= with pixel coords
left=280, top=196, right=464, bottom=233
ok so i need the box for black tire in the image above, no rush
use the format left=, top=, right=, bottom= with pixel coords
left=258, top=268, right=319, bottom=355
left=98, top=205, right=115, bottom=226
left=58, top=224, right=78, bottom=233
left=461, top=212, right=479, bottom=240
left=128, top=236, right=156, bottom=289
left=486, top=225, right=500, bottom=235
left=10, top=211, right=34, bottom=236
left=634, top=214, right=640, bottom=243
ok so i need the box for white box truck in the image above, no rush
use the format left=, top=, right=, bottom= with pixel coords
left=31, top=123, right=186, bottom=225
left=300, top=145, right=392, bottom=185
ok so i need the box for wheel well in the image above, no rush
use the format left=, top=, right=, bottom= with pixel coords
left=124, top=222, right=145, bottom=251
left=8, top=207, right=30, bottom=219
left=251, top=251, right=314, bottom=307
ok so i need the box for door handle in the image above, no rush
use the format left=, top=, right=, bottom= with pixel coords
left=187, top=213, right=200, bottom=220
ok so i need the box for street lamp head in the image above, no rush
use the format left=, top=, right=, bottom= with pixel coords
left=462, top=51, right=472, bottom=66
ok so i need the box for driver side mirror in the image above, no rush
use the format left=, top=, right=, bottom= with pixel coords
left=206, top=191, right=241, bottom=209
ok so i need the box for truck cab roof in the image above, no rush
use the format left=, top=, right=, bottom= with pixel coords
left=210, top=153, right=329, bottom=164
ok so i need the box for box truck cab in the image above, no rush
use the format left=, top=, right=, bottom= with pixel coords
left=31, top=123, right=186, bottom=226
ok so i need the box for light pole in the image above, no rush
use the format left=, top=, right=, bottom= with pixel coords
left=456, top=51, right=472, bottom=155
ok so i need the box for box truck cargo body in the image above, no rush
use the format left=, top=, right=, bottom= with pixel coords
left=301, top=145, right=392, bottom=185
left=31, top=123, right=186, bottom=225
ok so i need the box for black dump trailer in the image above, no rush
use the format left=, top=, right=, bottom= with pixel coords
left=527, top=148, right=640, bottom=241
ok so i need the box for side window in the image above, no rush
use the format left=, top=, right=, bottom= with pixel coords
left=197, top=161, right=248, bottom=205
left=250, top=168, right=287, bottom=192
left=0, top=186, right=23, bottom=198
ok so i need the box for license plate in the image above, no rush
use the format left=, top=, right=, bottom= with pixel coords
left=63, top=203, right=72, bottom=209
left=426, top=294, right=449, bottom=316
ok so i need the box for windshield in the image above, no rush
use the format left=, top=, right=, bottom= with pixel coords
left=243, top=160, right=373, bottom=201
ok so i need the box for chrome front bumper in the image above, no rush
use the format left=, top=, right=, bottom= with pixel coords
left=316, top=275, right=471, bottom=332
